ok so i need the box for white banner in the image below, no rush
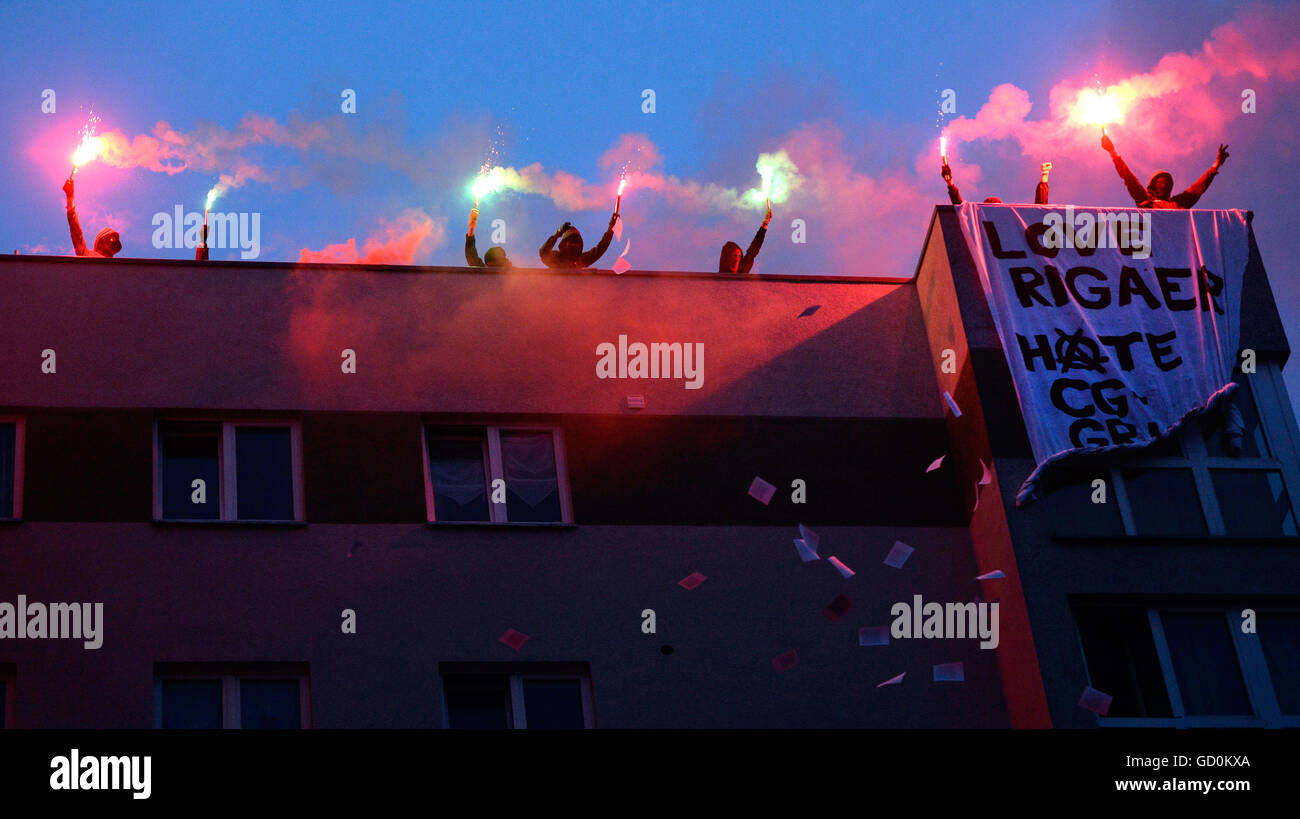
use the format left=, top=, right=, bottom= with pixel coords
left=955, top=204, right=1248, bottom=503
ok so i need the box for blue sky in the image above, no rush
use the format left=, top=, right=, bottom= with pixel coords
left=2, top=0, right=1298, bottom=407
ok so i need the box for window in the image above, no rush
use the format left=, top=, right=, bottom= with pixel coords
left=423, top=424, right=571, bottom=523
left=1045, top=368, right=1300, bottom=537
left=154, top=665, right=309, bottom=728
left=441, top=664, right=594, bottom=729
left=1074, top=603, right=1300, bottom=727
left=155, top=420, right=303, bottom=522
left=0, top=665, right=14, bottom=729
left=0, top=418, right=24, bottom=520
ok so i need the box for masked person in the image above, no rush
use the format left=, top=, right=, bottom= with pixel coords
left=719, top=202, right=772, bottom=274
left=62, top=176, right=120, bottom=257
left=539, top=213, right=618, bottom=268
left=1102, top=134, right=1228, bottom=209
left=465, top=207, right=512, bottom=268
left=942, top=162, right=1050, bottom=205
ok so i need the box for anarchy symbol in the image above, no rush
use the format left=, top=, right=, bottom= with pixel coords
left=1054, top=327, right=1109, bottom=373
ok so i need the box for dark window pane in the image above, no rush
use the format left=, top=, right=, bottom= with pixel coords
left=1211, top=470, right=1297, bottom=537
left=161, top=432, right=220, bottom=520
left=1160, top=611, right=1252, bottom=716
left=239, top=679, right=301, bottom=729
left=1122, top=468, right=1207, bottom=536
left=1258, top=612, right=1300, bottom=715
left=1203, top=381, right=1268, bottom=458
left=1045, top=469, right=1125, bottom=537
left=501, top=431, right=561, bottom=522
left=444, top=675, right=510, bottom=729
left=235, top=427, right=294, bottom=520
left=1074, top=606, right=1171, bottom=718
left=0, top=424, right=14, bottom=518
left=0, top=681, right=6, bottom=729
left=1142, top=432, right=1183, bottom=458
left=523, top=679, right=584, bottom=729
left=428, top=435, right=490, bottom=522
left=161, top=679, right=223, bottom=728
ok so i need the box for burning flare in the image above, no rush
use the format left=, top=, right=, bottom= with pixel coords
left=1073, top=87, right=1125, bottom=131
left=71, top=134, right=103, bottom=172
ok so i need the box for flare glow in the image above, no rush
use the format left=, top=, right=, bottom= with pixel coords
left=744, top=151, right=798, bottom=209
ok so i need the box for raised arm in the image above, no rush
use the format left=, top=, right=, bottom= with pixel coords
left=579, top=213, right=618, bottom=267
left=465, top=234, right=484, bottom=266
left=1102, top=135, right=1148, bottom=206
left=737, top=204, right=772, bottom=274
left=1174, top=144, right=1228, bottom=209
left=539, top=222, right=568, bottom=267
left=942, top=163, right=962, bottom=205
left=1035, top=162, right=1051, bottom=205
left=63, top=176, right=87, bottom=256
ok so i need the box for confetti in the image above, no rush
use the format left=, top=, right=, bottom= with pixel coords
left=612, top=214, right=623, bottom=240
left=876, top=672, right=906, bottom=687
left=612, top=256, right=631, bottom=274
left=828, top=556, right=855, bottom=578
left=498, top=629, right=529, bottom=650
left=626, top=394, right=646, bottom=409
left=858, top=626, right=890, bottom=646
left=797, top=305, right=821, bottom=318
left=979, top=458, right=992, bottom=486
left=975, top=569, right=1006, bottom=580
left=883, top=540, right=914, bottom=569
left=926, top=455, right=945, bottom=472
left=1078, top=686, right=1114, bottom=716
left=772, top=649, right=799, bottom=672
left=793, top=538, right=820, bottom=562
left=748, top=476, right=777, bottom=504
left=678, top=571, right=707, bottom=590
left=943, top=391, right=962, bottom=417
left=797, top=524, right=820, bottom=551
left=933, top=662, right=965, bottom=682
left=822, top=593, right=853, bottom=622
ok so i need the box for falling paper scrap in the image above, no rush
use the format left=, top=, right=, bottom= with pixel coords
left=933, top=662, right=965, bottom=682
left=678, top=571, right=707, bottom=590
left=975, top=569, right=1006, bottom=580
left=793, top=538, right=820, bottom=562
left=498, top=629, right=529, bottom=650
left=858, top=626, right=890, bottom=646
left=748, top=476, right=777, bottom=505
left=1078, top=686, right=1114, bottom=716
left=822, top=593, right=853, bottom=623
left=797, top=305, right=821, bottom=318
left=612, top=214, right=623, bottom=240
left=626, top=395, right=646, bottom=409
left=611, top=238, right=632, bottom=274
left=828, top=556, right=855, bottom=579
left=876, top=672, right=905, bottom=687
left=979, top=458, right=992, bottom=486
left=772, top=649, right=799, bottom=673
left=943, top=391, right=962, bottom=418
left=883, top=540, right=914, bottom=569
left=926, top=455, right=945, bottom=473
left=797, top=525, right=819, bottom=552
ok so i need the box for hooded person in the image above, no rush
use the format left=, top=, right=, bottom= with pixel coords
left=1102, top=134, right=1229, bottom=209
left=941, top=162, right=1050, bottom=205
left=719, top=202, right=773, bottom=274
left=538, top=213, right=618, bottom=269
left=464, top=207, right=512, bottom=269
left=62, top=175, right=120, bottom=257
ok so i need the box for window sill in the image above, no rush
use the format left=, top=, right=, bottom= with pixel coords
left=152, top=519, right=308, bottom=527
left=1052, top=533, right=1300, bottom=543
left=426, top=521, right=577, bottom=530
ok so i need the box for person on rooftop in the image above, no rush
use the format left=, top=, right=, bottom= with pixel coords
left=539, top=213, right=618, bottom=269
left=718, top=201, right=772, bottom=274
left=62, top=175, right=120, bottom=257
left=942, top=162, right=1050, bottom=205
left=1101, top=134, right=1228, bottom=209
left=464, top=206, right=512, bottom=269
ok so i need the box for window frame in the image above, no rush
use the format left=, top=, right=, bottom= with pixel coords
left=0, top=665, right=14, bottom=729
left=1081, top=605, right=1300, bottom=728
left=1060, top=364, right=1300, bottom=537
left=153, top=418, right=304, bottom=523
left=440, top=666, right=595, bottom=729
left=422, top=423, right=573, bottom=524
left=0, top=416, right=24, bottom=520
left=153, top=666, right=311, bottom=729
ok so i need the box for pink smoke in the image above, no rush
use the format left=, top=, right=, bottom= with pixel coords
left=298, top=209, right=446, bottom=265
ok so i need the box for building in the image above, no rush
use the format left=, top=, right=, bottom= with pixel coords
left=0, top=205, right=1295, bottom=728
